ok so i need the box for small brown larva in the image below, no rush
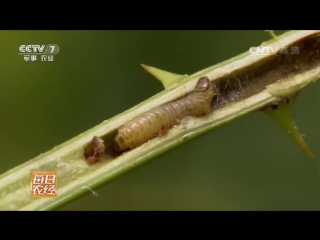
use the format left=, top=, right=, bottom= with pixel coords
left=84, top=136, right=106, bottom=164
left=113, top=76, right=216, bottom=151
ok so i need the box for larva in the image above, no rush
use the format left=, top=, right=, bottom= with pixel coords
left=113, top=76, right=216, bottom=151
left=84, top=136, right=106, bottom=164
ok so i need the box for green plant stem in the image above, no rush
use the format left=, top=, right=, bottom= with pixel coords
left=0, top=30, right=319, bottom=210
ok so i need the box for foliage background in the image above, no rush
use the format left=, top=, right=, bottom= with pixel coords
left=0, top=30, right=319, bottom=210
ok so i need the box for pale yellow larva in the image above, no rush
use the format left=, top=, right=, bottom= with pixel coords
left=113, top=76, right=216, bottom=151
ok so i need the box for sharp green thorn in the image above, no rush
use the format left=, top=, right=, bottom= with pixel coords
left=141, top=64, right=185, bottom=89
left=263, top=94, right=314, bottom=159
left=265, top=30, right=278, bottom=39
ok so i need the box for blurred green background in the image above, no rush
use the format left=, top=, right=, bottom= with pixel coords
left=0, top=30, right=319, bottom=210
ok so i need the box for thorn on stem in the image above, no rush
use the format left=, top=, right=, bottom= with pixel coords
left=265, top=30, right=278, bottom=39
left=82, top=186, right=98, bottom=196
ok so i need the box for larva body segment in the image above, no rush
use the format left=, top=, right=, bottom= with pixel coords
left=114, top=76, right=216, bottom=151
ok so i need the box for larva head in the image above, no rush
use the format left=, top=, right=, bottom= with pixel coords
left=187, top=76, right=216, bottom=116
left=194, top=76, right=213, bottom=93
